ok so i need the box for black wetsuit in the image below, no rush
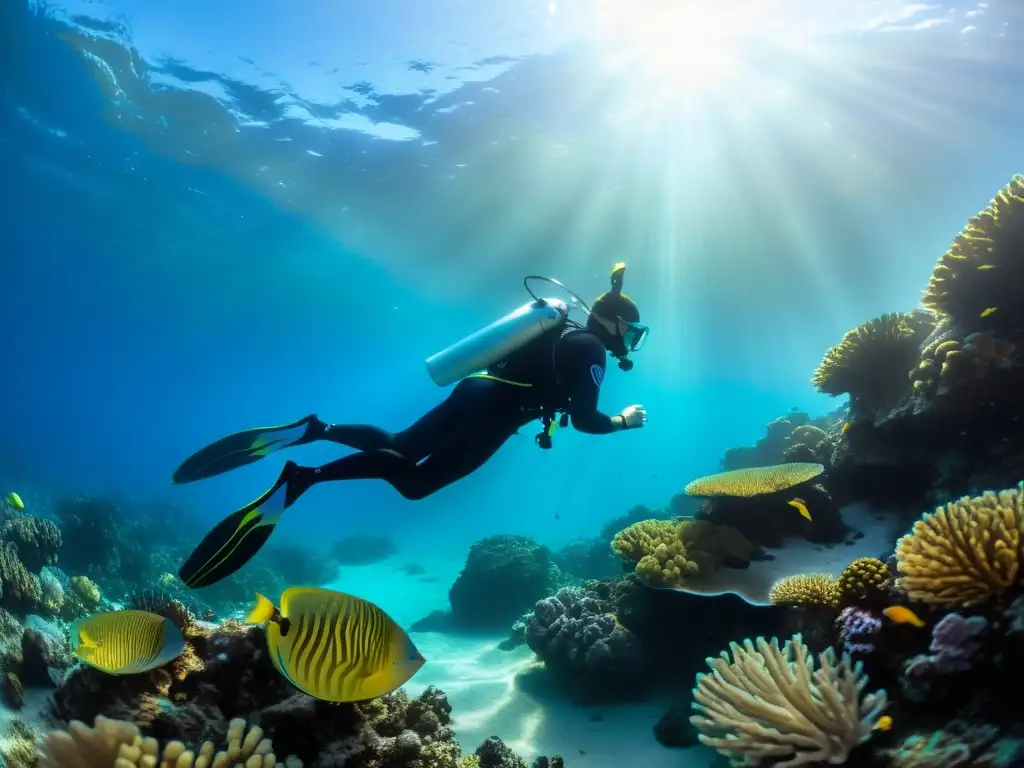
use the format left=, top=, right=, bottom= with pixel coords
left=286, top=328, right=621, bottom=503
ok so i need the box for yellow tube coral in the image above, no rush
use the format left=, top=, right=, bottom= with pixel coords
left=895, top=482, right=1024, bottom=607
left=690, top=634, right=888, bottom=767
left=922, top=175, right=1024, bottom=328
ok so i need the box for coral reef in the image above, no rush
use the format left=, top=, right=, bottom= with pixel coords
left=811, top=311, right=935, bottom=418
left=902, top=613, right=988, bottom=701
left=895, top=483, right=1023, bottom=607
left=838, top=557, right=893, bottom=605
left=836, top=606, right=883, bottom=656
left=921, top=175, right=1024, bottom=330
left=446, top=535, right=561, bottom=630
left=690, top=633, right=887, bottom=767
left=2, top=515, right=62, bottom=573
left=44, top=617, right=551, bottom=767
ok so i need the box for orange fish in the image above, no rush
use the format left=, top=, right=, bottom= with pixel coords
left=883, top=606, right=925, bottom=627
left=787, top=498, right=812, bottom=521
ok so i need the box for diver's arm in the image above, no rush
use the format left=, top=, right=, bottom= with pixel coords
left=561, top=335, right=622, bottom=434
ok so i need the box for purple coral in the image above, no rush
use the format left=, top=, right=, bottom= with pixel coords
left=904, top=613, right=988, bottom=679
left=836, top=606, right=882, bottom=656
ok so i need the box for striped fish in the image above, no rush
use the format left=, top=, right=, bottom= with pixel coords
left=70, top=610, right=186, bottom=675
left=245, top=587, right=425, bottom=702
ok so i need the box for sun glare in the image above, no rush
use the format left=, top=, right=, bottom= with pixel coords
left=596, top=1, right=765, bottom=91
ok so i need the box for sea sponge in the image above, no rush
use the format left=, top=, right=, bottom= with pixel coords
left=838, top=557, right=892, bottom=604
left=921, top=175, right=1024, bottom=328
left=39, top=715, right=284, bottom=768
left=812, top=311, right=934, bottom=411
left=895, top=483, right=1024, bottom=607
left=683, top=463, right=824, bottom=498
left=690, top=634, right=888, bottom=767
left=768, top=573, right=840, bottom=607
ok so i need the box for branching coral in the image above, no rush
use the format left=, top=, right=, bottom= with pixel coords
left=921, top=175, right=1024, bottom=328
left=690, top=633, right=888, bottom=767
left=895, top=482, right=1024, bottom=606
left=812, top=311, right=934, bottom=411
left=39, top=715, right=282, bottom=768
left=683, top=463, right=824, bottom=498
left=768, top=573, right=840, bottom=607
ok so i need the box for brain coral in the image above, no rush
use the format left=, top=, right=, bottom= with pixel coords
left=812, top=311, right=934, bottom=411
left=922, top=175, right=1024, bottom=329
left=896, top=482, right=1024, bottom=607
left=684, top=463, right=824, bottom=498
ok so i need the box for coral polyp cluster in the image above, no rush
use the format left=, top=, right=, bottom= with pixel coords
left=768, top=573, right=841, bottom=607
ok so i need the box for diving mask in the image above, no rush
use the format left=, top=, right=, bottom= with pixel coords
left=621, top=319, right=649, bottom=352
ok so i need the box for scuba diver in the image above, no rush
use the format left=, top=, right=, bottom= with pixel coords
left=174, top=263, right=650, bottom=589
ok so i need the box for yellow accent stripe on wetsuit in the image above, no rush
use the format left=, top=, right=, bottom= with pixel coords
left=467, top=373, right=533, bottom=387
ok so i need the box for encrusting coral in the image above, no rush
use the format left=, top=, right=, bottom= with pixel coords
left=921, top=174, right=1024, bottom=329
left=768, top=573, right=840, bottom=607
left=895, top=482, right=1024, bottom=607
left=683, top=463, right=824, bottom=498
left=690, top=633, right=888, bottom=767
left=811, top=311, right=935, bottom=414
left=39, top=715, right=283, bottom=768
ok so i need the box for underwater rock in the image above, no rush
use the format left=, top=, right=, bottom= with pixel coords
left=448, top=535, right=561, bottom=631
left=329, top=534, right=397, bottom=566
left=652, top=699, right=699, bottom=749
left=523, top=586, right=650, bottom=700
left=554, top=538, right=619, bottom=581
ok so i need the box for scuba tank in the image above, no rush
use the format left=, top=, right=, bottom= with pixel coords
left=425, top=298, right=570, bottom=387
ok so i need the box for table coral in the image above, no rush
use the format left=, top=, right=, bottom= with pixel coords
left=683, top=463, right=824, bottom=498
left=896, top=483, right=1024, bottom=606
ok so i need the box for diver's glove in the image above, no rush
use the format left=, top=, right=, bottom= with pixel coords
left=618, top=404, right=647, bottom=430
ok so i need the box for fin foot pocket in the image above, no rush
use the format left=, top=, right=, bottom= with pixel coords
left=172, top=415, right=318, bottom=484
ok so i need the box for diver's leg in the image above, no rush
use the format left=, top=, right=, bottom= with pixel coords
left=306, top=378, right=478, bottom=460
left=282, top=422, right=514, bottom=503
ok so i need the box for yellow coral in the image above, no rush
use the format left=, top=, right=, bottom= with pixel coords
left=39, top=715, right=287, bottom=768
left=838, top=558, right=891, bottom=603
left=896, top=483, right=1024, bottom=607
left=690, top=634, right=888, bottom=767
left=789, top=425, right=828, bottom=448
left=69, top=576, right=100, bottom=611
left=768, top=573, right=841, bottom=607
left=684, top=463, right=824, bottom=498
left=922, top=175, right=1024, bottom=325
left=812, top=311, right=934, bottom=407
left=611, top=518, right=754, bottom=589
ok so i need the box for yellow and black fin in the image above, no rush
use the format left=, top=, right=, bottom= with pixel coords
left=172, top=415, right=318, bottom=484
left=178, top=464, right=294, bottom=589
